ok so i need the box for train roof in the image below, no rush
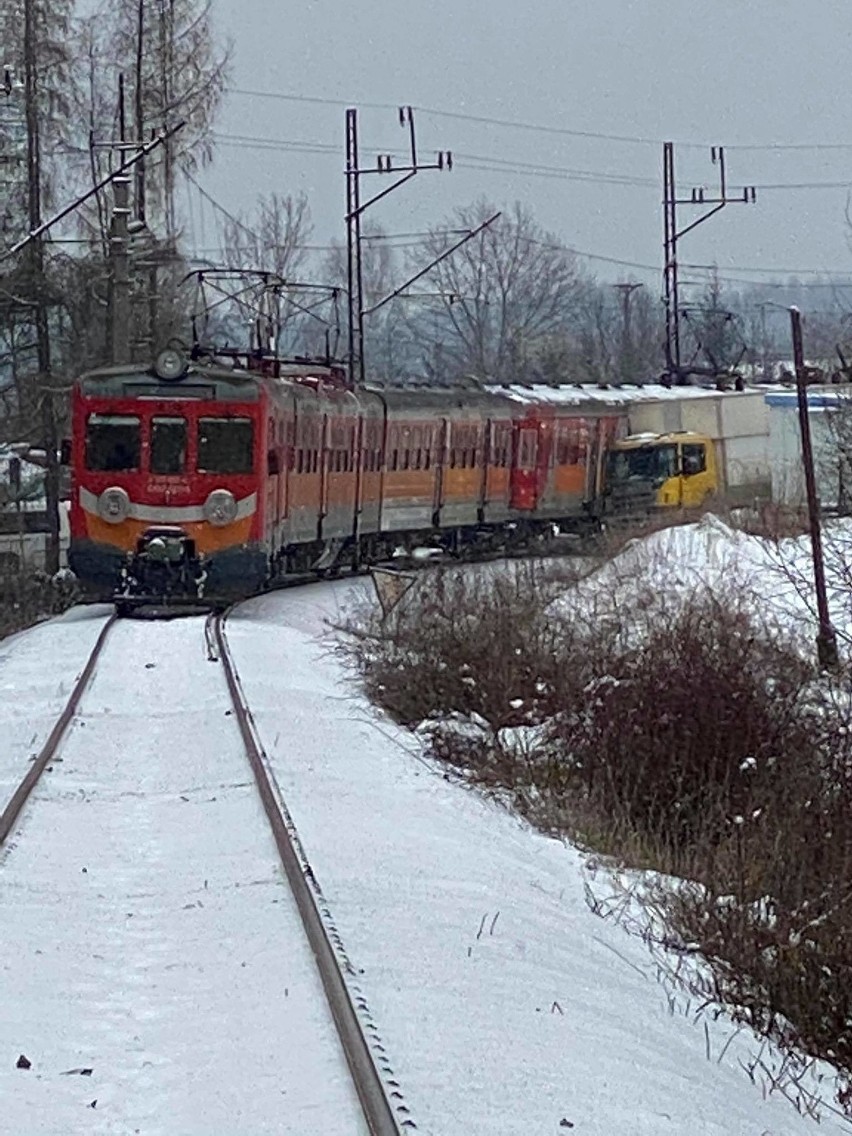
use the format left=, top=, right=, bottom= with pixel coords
left=488, top=382, right=775, bottom=407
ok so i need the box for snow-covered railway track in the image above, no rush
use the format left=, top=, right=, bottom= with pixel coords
left=0, top=613, right=118, bottom=851
left=214, top=612, right=412, bottom=1136
left=0, top=613, right=405, bottom=1134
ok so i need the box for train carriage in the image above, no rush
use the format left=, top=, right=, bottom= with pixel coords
left=67, top=350, right=632, bottom=611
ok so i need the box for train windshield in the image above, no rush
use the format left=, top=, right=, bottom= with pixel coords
left=85, top=414, right=141, bottom=472
left=151, top=416, right=187, bottom=475
left=607, top=444, right=678, bottom=486
left=197, top=417, right=254, bottom=474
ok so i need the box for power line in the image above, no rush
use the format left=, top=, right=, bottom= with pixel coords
left=211, top=130, right=852, bottom=193
left=228, top=86, right=852, bottom=153
left=184, top=163, right=852, bottom=290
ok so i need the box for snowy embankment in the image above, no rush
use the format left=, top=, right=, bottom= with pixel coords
left=567, top=513, right=852, bottom=652
left=228, top=582, right=849, bottom=1136
left=0, top=616, right=364, bottom=1136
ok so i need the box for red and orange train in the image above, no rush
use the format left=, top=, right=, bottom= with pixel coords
left=68, top=350, right=627, bottom=609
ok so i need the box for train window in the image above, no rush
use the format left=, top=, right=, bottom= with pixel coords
left=197, top=417, right=254, bottom=474
left=519, top=429, right=537, bottom=471
left=85, top=414, right=140, bottom=472
left=150, top=417, right=187, bottom=475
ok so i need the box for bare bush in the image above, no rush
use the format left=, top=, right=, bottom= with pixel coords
left=549, top=589, right=816, bottom=857
left=336, top=560, right=581, bottom=731
left=0, top=569, right=77, bottom=640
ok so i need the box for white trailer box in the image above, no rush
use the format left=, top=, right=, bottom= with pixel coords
left=766, top=388, right=850, bottom=510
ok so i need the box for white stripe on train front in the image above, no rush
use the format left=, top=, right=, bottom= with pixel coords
left=79, top=487, right=257, bottom=524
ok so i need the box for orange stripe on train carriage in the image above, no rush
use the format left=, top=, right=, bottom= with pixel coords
left=82, top=514, right=255, bottom=555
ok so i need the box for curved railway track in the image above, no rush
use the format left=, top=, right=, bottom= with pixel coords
left=0, top=607, right=414, bottom=1135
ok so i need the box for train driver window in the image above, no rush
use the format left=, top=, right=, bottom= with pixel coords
left=150, top=416, right=187, bottom=475
left=681, top=443, right=706, bottom=476
left=197, top=417, right=254, bottom=474
left=85, top=414, right=140, bottom=472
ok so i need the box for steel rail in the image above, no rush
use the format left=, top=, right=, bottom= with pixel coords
left=213, top=614, right=410, bottom=1136
left=0, top=615, right=117, bottom=848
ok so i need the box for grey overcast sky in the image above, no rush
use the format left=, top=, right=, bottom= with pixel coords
left=197, top=0, right=852, bottom=291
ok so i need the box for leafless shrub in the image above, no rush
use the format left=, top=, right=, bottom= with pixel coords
left=549, top=589, right=815, bottom=857
left=336, top=560, right=583, bottom=731
left=0, top=569, right=77, bottom=640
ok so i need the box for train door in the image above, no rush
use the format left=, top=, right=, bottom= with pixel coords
left=477, top=418, right=491, bottom=523
left=318, top=412, right=330, bottom=537
left=264, top=416, right=280, bottom=546
left=510, top=419, right=540, bottom=511
left=352, top=412, right=365, bottom=546
left=432, top=417, right=448, bottom=526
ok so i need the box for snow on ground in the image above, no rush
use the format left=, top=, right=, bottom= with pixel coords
left=0, top=615, right=365, bottom=1135
left=561, top=513, right=852, bottom=655
left=227, top=581, right=849, bottom=1136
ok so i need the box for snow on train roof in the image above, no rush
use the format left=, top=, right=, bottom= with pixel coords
left=487, top=382, right=772, bottom=407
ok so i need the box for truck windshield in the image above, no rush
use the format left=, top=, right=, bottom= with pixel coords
left=607, top=444, right=678, bottom=485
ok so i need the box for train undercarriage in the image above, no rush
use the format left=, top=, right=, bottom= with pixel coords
left=69, top=510, right=601, bottom=616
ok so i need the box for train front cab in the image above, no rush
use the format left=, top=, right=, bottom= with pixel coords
left=68, top=358, right=269, bottom=607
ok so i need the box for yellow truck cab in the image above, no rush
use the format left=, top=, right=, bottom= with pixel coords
left=603, top=430, right=718, bottom=515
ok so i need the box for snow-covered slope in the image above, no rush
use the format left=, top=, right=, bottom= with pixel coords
left=227, top=583, right=848, bottom=1135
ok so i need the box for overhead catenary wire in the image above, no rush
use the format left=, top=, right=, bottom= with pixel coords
left=185, top=149, right=852, bottom=290
left=228, top=86, right=852, bottom=154
left=211, top=130, right=852, bottom=193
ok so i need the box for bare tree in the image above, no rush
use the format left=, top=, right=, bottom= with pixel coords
left=406, top=199, right=582, bottom=383
left=321, top=222, right=396, bottom=312
left=223, top=192, right=313, bottom=279
left=321, top=223, right=407, bottom=379
left=102, top=0, right=231, bottom=236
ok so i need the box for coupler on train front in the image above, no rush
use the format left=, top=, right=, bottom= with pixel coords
left=115, top=526, right=210, bottom=615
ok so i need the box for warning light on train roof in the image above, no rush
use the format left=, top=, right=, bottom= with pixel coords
left=153, top=347, right=187, bottom=382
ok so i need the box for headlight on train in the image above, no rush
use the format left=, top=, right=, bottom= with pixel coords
left=203, top=489, right=238, bottom=527
left=97, top=486, right=131, bottom=524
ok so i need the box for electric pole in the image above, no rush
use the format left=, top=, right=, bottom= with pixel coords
left=23, top=0, right=60, bottom=574
left=790, top=306, right=839, bottom=670
left=663, top=143, right=756, bottom=384
left=109, top=76, right=132, bottom=364
left=613, top=281, right=643, bottom=384
left=345, top=105, right=453, bottom=386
